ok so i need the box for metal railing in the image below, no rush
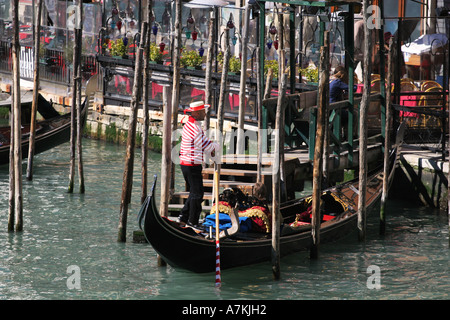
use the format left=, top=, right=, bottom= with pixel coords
left=0, top=40, right=98, bottom=87
left=393, top=90, right=448, bottom=158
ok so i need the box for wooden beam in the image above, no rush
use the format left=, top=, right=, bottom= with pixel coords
left=76, top=1, right=85, bottom=194
left=170, top=0, right=182, bottom=195
left=310, top=31, right=329, bottom=259
left=26, top=0, right=43, bottom=181
left=203, top=15, right=215, bottom=132
left=236, top=3, right=250, bottom=154
left=10, top=0, right=22, bottom=232
left=380, top=37, right=394, bottom=235
left=117, top=23, right=147, bottom=243
left=358, top=0, right=373, bottom=242
left=141, top=0, right=152, bottom=204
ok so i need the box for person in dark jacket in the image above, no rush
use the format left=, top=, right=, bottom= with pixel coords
left=329, top=66, right=356, bottom=140
left=329, top=66, right=349, bottom=103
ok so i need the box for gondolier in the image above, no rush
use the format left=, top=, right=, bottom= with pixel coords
left=179, top=101, right=219, bottom=227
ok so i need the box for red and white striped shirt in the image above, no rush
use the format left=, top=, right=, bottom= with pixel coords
left=180, top=116, right=217, bottom=166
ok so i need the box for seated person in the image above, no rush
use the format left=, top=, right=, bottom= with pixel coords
left=329, top=66, right=350, bottom=103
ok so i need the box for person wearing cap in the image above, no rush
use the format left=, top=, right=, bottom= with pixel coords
left=179, top=101, right=219, bottom=227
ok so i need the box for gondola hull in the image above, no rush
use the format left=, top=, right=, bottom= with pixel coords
left=0, top=97, right=88, bottom=165
left=139, top=125, right=405, bottom=273
left=140, top=173, right=381, bottom=273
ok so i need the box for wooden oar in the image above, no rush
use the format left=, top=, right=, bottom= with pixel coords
left=214, top=26, right=229, bottom=288
left=213, top=163, right=221, bottom=288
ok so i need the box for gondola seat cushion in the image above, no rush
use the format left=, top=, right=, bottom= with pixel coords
left=203, top=213, right=252, bottom=232
left=209, top=201, right=271, bottom=233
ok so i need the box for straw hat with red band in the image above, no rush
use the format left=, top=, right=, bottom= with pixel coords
left=185, top=101, right=210, bottom=113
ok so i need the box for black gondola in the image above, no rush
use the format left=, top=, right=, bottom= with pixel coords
left=138, top=125, right=405, bottom=273
left=0, top=86, right=92, bottom=166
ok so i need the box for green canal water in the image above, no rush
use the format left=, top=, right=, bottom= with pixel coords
left=0, top=139, right=448, bottom=300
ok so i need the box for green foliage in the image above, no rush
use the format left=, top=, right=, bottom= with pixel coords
left=0, top=106, right=9, bottom=118
left=264, top=60, right=279, bottom=78
left=218, top=52, right=241, bottom=73
left=110, top=38, right=127, bottom=57
left=105, top=122, right=117, bottom=142
left=180, top=49, right=203, bottom=68
left=299, top=65, right=319, bottom=83
left=228, top=55, right=241, bottom=73
left=149, top=43, right=163, bottom=62
left=136, top=131, right=142, bottom=146
left=148, top=135, right=162, bottom=153
left=96, top=122, right=102, bottom=139
left=217, top=51, right=224, bottom=66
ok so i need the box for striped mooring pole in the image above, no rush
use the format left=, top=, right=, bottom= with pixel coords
left=215, top=240, right=221, bottom=288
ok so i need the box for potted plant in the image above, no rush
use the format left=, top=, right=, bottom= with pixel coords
left=299, top=65, right=319, bottom=84
left=110, top=38, right=128, bottom=58
left=149, top=43, right=163, bottom=64
left=228, top=55, right=241, bottom=75
left=264, top=59, right=279, bottom=78
left=180, top=49, right=203, bottom=70
left=217, top=52, right=241, bottom=75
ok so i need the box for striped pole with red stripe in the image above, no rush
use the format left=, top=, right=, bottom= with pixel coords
left=214, top=165, right=221, bottom=288
left=215, top=240, right=221, bottom=288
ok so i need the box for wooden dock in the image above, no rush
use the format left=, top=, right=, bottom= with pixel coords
left=168, top=139, right=385, bottom=214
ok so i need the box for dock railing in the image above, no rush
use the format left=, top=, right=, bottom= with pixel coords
left=262, top=89, right=384, bottom=164
left=392, top=90, right=448, bottom=159
left=0, top=38, right=98, bottom=88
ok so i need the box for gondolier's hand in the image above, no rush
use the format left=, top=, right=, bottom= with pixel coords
left=210, top=142, right=220, bottom=164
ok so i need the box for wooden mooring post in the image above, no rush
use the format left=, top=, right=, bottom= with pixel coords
left=68, top=27, right=79, bottom=193
left=272, top=60, right=287, bottom=279
left=68, top=0, right=85, bottom=194
left=26, top=0, right=43, bottom=181
left=236, top=3, right=250, bottom=154
left=256, top=47, right=262, bottom=183
left=158, top=0, right=182, bottom=265
left=271, top=14, right=287, bottom=279
left=160, top=85, right=172, bottom=220
left=9, top=0, right=23, bottom=232
left=76, top=1, right=85, bottom=194
left=380, top=37, right=394, bottom=235
left=203, top=15, right=215, bottom=132
left=357, top=0, right=373, bottom=242
left=141, top=0, right=152, bottom=205
left=310, top=31, right=329, bottom=259
left=170, top=0, right=182, bottom=195
left=258, top=65, right=273, bottom=184
left=117, top=22, right=147, bottom=243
